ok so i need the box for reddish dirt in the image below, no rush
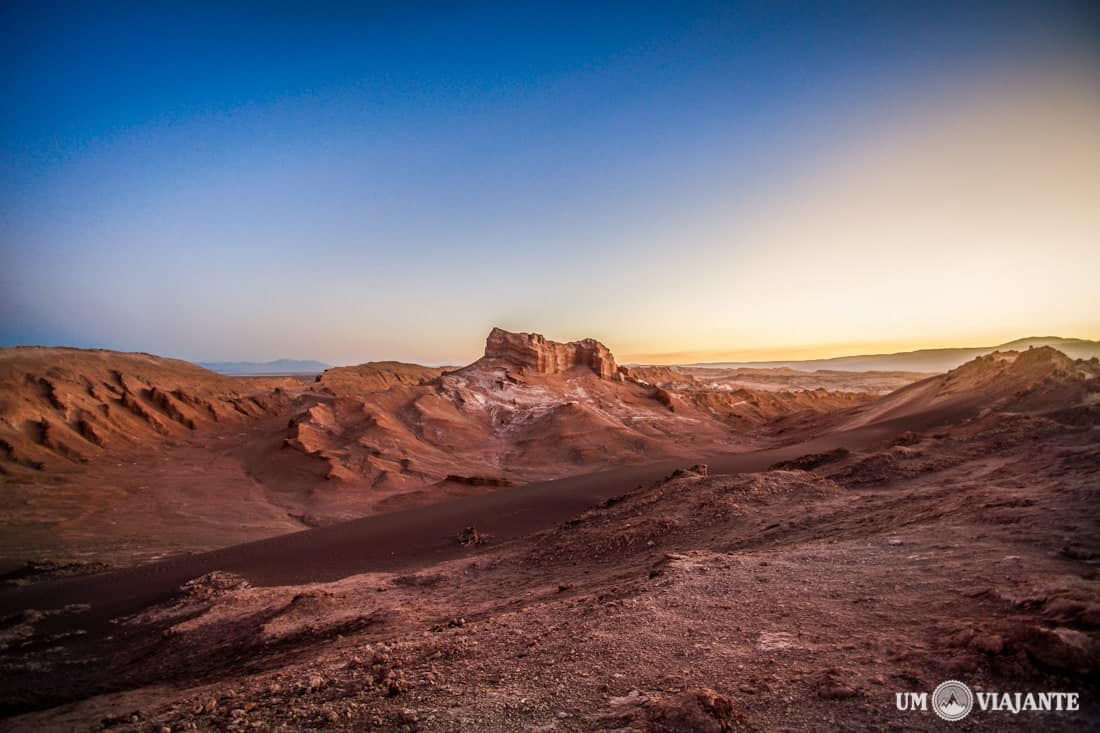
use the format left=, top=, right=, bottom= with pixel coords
left=0, top=339, right=1097, bottom=731
left=1, top=403, right=1097, bottom=731
left=0, top=332, right=893, bottom=568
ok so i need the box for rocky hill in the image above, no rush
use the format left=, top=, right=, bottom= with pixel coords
left=474, top=327, right=621, bottom=379
left=844, top=346, right=1100, bottom=430
left=0, top=330, right=945, bottom=566
left=0, top=348, right=296, bottom=475
left=688, top=336, right=1100, bottom=373
left=276, top=329, right=874, bottom=515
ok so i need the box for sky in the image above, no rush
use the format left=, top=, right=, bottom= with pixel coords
left=2, top=2, right=1098, bottom=366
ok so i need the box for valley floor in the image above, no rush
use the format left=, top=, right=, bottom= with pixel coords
left=1, top=408, right=1097, bottom=731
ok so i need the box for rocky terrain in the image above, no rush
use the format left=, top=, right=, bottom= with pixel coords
left=0, top=331, right=887, bottom=568
left=0, top=348, right=298, bottom=472
left=0, top=336, right=1097, bottom=731
left=639, top=366, right=934, bottom=395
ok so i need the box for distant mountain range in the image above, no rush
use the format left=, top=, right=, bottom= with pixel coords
left=684, top=337, right=1100, bottom=373
left=199, top=359, right=331, bottom=375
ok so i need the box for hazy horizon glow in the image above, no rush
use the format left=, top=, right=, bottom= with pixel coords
left=2, top=3, right=1098, bottom=366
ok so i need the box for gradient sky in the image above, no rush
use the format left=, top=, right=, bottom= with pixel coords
left=2, top=2, right=1098, bottom=365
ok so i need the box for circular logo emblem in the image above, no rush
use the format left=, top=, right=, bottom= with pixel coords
left=932, top=680, right=974, bottom=721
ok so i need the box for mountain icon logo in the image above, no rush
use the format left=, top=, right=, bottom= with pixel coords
left=932, top=680, right=974, bottom=721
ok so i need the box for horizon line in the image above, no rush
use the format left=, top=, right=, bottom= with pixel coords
left=4, top=332, right=1098, bottom=370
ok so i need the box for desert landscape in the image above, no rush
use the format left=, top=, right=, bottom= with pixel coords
left=1, top=329, right=1098, bottom=731
left=0, top=328, right=905, bottom=567
left=4, top=2, right=1099, bottom=730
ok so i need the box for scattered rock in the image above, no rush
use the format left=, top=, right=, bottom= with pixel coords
left=459, top=526, right=484, bottom=546
left=644, top=688, right=745, bottom=733
left=769, top=448, right=850, bottom=471
left=179, top=571, right=250, bottom=600
left=667, top=464, right=708, bottom=481
left=372, top=649, right=410, bottom=696
left=1019, top=626, right=1100, bottom=674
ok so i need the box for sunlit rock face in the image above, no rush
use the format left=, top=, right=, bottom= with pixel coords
left=482, top=327, right=619, bottom=379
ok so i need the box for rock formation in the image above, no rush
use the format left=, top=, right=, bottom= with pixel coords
left=0, top=347, right=296, bottom=474
left=480, top=327, right=619, bottom=379
left=0, top=333, right=952, bottom=565
left=840, top=346, right=1100, bottom=431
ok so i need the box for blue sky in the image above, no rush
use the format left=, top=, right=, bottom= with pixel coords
left=2, top=2, right=1098, bottom=364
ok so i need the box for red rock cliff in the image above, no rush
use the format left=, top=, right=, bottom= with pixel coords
left=483, top=327, right=619, bottom=379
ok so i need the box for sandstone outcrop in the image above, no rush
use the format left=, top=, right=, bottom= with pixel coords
left=480, top=327, right=619, bottom=379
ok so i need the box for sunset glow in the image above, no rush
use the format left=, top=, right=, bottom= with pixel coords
left=2, top=3, right=1097, bottom=365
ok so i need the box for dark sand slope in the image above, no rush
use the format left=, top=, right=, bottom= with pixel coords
left=0, top=399, right=1009, bottom=717
left=1, top=396, right=1098, bottom=730
left=0, top=421, right=903, bottom=631
left=0, top=430, right=914, bottom=722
